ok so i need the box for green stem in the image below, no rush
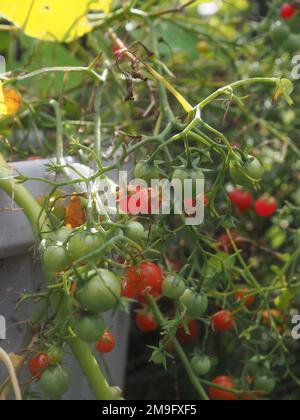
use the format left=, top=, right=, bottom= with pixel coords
left=67, top=338, right=120, bottom=400
left=147, top=296, right=209, bottom=401
left=0, top=162, right=42, bottom=236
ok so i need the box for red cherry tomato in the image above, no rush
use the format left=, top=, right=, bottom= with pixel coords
left=176, top=319, right=199, bottom=344
left=280, top=3, right=296, bottom=19
left=118, top=187, right=162, bottom=215
left=229, top=189, right=253, bottom=212
left=96, top=331, right=116, bottom=354
left=217, top=231, right=242, bottom=253
left=135, top=312, right=158, bottom=332
left=125, top=261, right=163, bottom=300
left=28, top=353, right=49, bottom=378
left=255, top=196, right=277, bottom=218
left=212, top=310, right=235, bottom=332
left=234, top=289, right=256, bottom=307
left=208, top=376, right=238, bottom=401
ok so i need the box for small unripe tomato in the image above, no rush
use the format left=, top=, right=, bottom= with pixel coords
left=230, top=156, right=264, bottom=188
left=180, top=289, right=208, bottom=318
left=191, top=355, right=211, bottom=376
left=42, top=245, right=70, bottom=273
left=124, top=221, right=145, bottom=241
left=162, top=274, right=186, bottom=299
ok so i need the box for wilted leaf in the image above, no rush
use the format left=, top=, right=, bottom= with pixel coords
left=65, top=195, right=86, bottom=228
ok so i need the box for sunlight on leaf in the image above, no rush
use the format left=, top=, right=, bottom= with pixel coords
left=0, top=0, right=111, bottom=43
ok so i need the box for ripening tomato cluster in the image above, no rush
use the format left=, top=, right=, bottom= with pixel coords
left=229, top=189, right=277, bottom=218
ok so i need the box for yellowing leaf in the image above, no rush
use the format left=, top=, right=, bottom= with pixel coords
left=0, top=82, right=7, bottom=117
left=0, top=0, right=110, bottom=43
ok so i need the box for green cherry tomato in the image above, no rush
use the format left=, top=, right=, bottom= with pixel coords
left=124, top=221, right=145, bottom=241
left=46, top=227, right=73, bottom=244
left=134, top=161, right=160, bottom=185
left=47, top=346, right=64, bottom=365
left=68, top=231, right=103, bottom=262
left=76, top=269, right=121, bottom=313
left=39, top=366, right=71, bottom=400
left=284, top=34, right=300, bottom=53
left=162, top=274, right=186, bottom=299
left=42, top=245, right=70, bottom=272
left=180, top=289, right=208, bottom=318
left=191, top=355, right=211, bottom=376
left=230, top=156, right=264, bottom=188
left=254, top=374, right=276, bottom=395
left=269, top=21, right=290, bottom=44
left=172, top=167, right=205, bottom=196
left=74, top=314, right=105, bottom=343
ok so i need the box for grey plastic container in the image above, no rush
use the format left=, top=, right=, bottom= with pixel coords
left=0, top=159, right=129, bottom=399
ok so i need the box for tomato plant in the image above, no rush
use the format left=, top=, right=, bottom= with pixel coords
left=1, top=0, right=300, bottom=402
